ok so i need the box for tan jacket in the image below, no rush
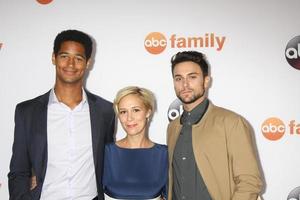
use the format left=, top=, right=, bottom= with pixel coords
left=167, top=102, right=263, bottom=200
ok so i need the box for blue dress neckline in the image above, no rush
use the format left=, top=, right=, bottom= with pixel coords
left=102, top=142, right=168, bottom=199
left=114, top=143, right=157, bottom=150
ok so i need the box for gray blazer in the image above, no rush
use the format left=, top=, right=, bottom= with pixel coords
left=8, top=90, right=115, bottom=200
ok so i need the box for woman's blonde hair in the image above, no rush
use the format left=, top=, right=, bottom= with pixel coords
left=113, top=86, right=156, bottom=117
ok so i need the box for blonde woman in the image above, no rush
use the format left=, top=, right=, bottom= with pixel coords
left=102, top=86, right=167, bottom=200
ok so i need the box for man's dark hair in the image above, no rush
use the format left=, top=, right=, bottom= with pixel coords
left=171, top=51, right=209, bottom=77
left=53, top=29, right=93, bottom=60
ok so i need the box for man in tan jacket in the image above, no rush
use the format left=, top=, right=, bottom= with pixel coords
left=167, top=51, right=263, bottom=200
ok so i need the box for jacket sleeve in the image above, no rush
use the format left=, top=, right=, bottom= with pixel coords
left=105, top=112, right=115, bottom=144
left=228, top=117, right=263, bottom=200
left=8, top=105, right=33, bottom=200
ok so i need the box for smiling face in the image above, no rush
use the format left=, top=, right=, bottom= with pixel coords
left=117, top=94, right=151, bottom=137
left=173, top=61, right=210, bottom=111
left=52, top=41, right=90, bottom=87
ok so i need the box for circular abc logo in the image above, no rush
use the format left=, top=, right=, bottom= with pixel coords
left=168, top=99, right=183, bottom=122
left=168, top=99, right=183, bottom=121
left=144, top=32, right=167, bottom=54
left=261, top=117, right=285, bottom=141
left=36, top=0, right=53, bottom=4
left=285, top=35, right=300, bottom=70
left=287, top=186, right=300, bottom=200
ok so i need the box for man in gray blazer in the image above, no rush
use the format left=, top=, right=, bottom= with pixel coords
left=8, top=30, right=115, bottom=200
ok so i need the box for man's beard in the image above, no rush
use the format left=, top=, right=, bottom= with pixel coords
left=177, top=86, right=205, bottom=105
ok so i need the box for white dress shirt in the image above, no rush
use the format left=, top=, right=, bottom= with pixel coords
left=40, top=89, right=97, bottom=200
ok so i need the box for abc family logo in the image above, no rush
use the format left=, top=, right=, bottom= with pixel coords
left=36, top=0, right=53, bottom=4
left=285, top=35, right=300, bottom=70
left=261, top=117, right=300, bottom=141
left=288, top=186, right=300, bottom=200
left=144, top=32, right=226, bottom=55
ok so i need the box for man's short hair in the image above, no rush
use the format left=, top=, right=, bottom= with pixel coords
left=53, top=29, right=93, bottom=60
left=171, top=51, right=209, bottom=77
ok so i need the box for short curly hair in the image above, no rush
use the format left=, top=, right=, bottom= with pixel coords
left=53, top=29, right=93, bottom=60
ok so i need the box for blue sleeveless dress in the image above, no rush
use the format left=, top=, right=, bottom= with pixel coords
left=102, top=143, right=168, bottom=199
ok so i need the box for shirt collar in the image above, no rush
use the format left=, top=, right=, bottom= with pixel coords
left=180, top=98, right=209, bottom=125
left=48, top=88, right=88, bottom=109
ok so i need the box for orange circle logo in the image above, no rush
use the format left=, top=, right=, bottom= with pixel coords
left=261, top=117, right=285, bottom=141
left=144, top=32, right=167, bottom=54
left=36, top=0, right=53, bottom=4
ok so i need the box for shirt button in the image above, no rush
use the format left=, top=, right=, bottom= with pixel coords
left=182, top=195, right=186, bottom=199
left=182, top=157, right=186, bottom=160
left=188, top=113, right=191, bottom=116
left=188, top=122, right=191, bottom=125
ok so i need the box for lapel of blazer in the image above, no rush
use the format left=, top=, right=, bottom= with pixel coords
left=168, top=118, right=182, bottom=167
left=167, top=118, right=182, bottom=200
left=192, top=102, right=222, bottom=200
left=86, top=91, right=102, bottom=167
left=35, top=90, right=102, bottom=186
left=32, top=91, right=50, bottom=181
